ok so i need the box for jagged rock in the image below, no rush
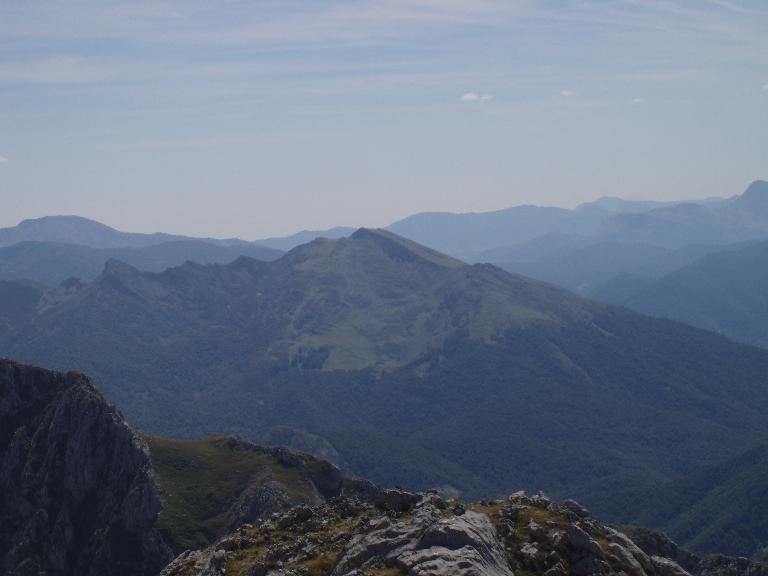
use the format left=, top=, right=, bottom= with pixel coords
left=605, top=527, right=655, bottom=573
left=275, top=504, right=313, bottom=529
left=373, top=487, right=421, bottom=513
left=698, top=555, right=768, bottom=576
left=571, top=554, right=611, bottom=575
left=0, top=359, right=172, bottom=576
left=528, top=519, right=547, bottom=541
left=609, top=542, right=646, bottom=576
left=531, top=492, right=553, bottom=509
left=453, top=502, right=467, bottom=516
left=158, top=491, right=768, bottom=576
left=520, top=542, right=542, bottom=570
left=624, top=527, right=699, bottom=573
left=568, top=523, right=606, bottom=558
left=566, top=523, right=610, bottom=575
left=509, top=490, right=531, bottom=505
left=559, top=499, right=591, bottom=519
left=653, top=555, right=694, bottom=576
left=334, top=501, right=514, bottom=576
left=618, top=527, right=768, bottom=576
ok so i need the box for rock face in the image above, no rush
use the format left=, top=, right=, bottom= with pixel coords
left=0, top=358, right=172, bottom=576
left=157, top=489, right=768, bottom=576
left=333, top=493, right=513, bottom=576
left=624, top=527, right=768, bottom=576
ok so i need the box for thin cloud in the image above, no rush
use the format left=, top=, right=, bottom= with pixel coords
left=631, top=97, right=644, bottom=104
left=0, top=56, right=113, bottom=84
left=461, top=92, right=493, bottom=102
left=763, top=83, right=768, bottom=92
left=560, top=89, right=577, bottom=97
left=0, top=156, right=8, bottom=163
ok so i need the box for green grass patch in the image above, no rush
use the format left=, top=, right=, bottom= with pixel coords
left=144, top=434, right=317, bottom=552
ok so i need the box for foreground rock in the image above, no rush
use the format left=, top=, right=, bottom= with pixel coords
left=0, top=358, right=172, bottom=576
left=160, top=490, right=768, bottom=576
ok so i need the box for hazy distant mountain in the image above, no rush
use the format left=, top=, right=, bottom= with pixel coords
left=0, top=215, right=253, bottom=249
left=492, top=241, right=719, bottom=294
left=580, top=195, right=731, bottom=214
left=579, top=197, right=682, bottom=213
left=5, top=182, right=760, bottom=267
left=3, top=229, right=768, bottom=526
left=0, top=240, right=283, bottom=286
left=253, top=226, right=355, bottom=251
left=599, top=181, right=768, bottom=248
left=604, top=239, right=768, bottom=348
left=473, top=232, right=596, bottom=264
left=385, top=184, right=757, bottom=260
left=465, top=182, right=767, bottom=295
left=386, top=205, right=609, bottom=259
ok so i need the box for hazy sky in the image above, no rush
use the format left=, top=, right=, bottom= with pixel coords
left=0, top=0, right=766, bottom=238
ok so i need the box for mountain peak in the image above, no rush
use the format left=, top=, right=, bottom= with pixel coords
left=17, top=214, right=116, bottom=230
left=103, top=258, right=140, bottom=276
left=738, top=180, right=768, bottom=203
left=349, top=227, right=465, bottom=269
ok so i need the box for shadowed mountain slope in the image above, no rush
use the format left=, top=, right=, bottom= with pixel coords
left=608, top=240, right=768, bottom=348
left=642, top=445, right=768, bottom=558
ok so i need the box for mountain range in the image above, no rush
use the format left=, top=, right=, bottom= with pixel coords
left=3, top=181, right=766, bottom=293
left=0, top=240, right=283, bottom=286
left=2, top=228, right=768, bottom=543
left=477, top=181, right=768, bottom=294
left=5, top=181, right=768, bottom=565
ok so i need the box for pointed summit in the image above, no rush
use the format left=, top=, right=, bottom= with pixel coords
left=349, top=228, right=465, bottom=269
left=729, top=180, right=768, bottom=212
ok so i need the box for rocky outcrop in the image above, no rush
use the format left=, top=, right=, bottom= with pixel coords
left=217, top=437, right=346, bottom=533
left=333, top=493, right=513, bottom=576
left=159, top=489, right=768, bottom=576
left=624, top=527, right=768, bottom=576
left=0, top=358, right=172, bottom=575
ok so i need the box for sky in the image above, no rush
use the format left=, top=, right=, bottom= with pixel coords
left=0, top=0, right=766, bottom=239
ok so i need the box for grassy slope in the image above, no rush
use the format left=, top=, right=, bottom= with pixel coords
left=144, top=435, right=321, bottom=551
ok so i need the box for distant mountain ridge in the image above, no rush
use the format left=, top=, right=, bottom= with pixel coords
left=0, top=240, right=283, bottom=286
left=13, top=187, right=761, bottom=293
left=0, top=215, right=252, bottom=249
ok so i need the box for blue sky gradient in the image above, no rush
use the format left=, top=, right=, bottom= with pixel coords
left=0, top=0, right=766, bottom=238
